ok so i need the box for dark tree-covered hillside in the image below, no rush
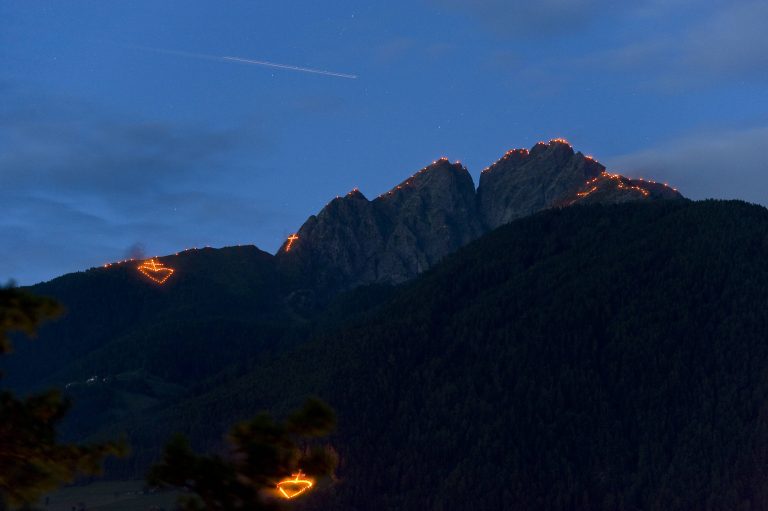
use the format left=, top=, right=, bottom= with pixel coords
left=115, top=200, right=768, bottom=511
left=0, top=287, right=124, bottom=510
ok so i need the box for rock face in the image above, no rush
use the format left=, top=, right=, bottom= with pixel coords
left=561, top=171, right=682, bottom=207
left=277, top=140, right=683, bottom=290
left=278, top=158, right=483, bottom=290
left=373, top=158, right=484, bottom=282
left=477, top=140, right=606, bottom=229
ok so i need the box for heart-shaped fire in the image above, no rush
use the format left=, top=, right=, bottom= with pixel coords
left=276, top=471, right=313, bottom=499
left=137, top=258, right=174, bottom=284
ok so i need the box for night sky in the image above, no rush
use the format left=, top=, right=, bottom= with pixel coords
left=2, top=1, right=767, bottom=284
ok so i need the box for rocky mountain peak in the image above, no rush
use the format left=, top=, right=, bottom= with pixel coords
left=477, top=140, right=607, bottom=229
left=530, top=138, right=574, bottom=159
left=345, top=188, right=367, bottom=200
left=377, top=157, right=470, bottom=201
left=278, top=156, right=483, bottom=290
left=562, top=172, right=682, bottom=207
left=277, top=142, right=682, bottom=290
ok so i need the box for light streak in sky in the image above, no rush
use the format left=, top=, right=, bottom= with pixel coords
left=134, top=46, right=357, bottom=79
left=222, top=56, right=357, bottom=79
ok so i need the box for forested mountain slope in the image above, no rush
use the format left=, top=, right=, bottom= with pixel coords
left=103, top=199, right=768, bottom=511
left=3, top=246, right=297, bottom=392
left=3, top=141, right=681, bottom=440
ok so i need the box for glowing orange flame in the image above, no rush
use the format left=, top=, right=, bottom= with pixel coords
left=285, top=234, right=299, bottom=251
left=576, top=185, right=598, bottom=197
left=276, top=471, right=313, bottom=499
left=604, top=172, right=650, bottom=197
left=137, top=258, right=174, bottom=284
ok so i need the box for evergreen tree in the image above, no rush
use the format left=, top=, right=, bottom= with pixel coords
left=0, top=285, right=125, bottom=510
left=148, top=397, right=337, bottom=510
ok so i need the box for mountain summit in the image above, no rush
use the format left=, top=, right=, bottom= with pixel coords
left=276, top=157, right=483, bottom=290
left=278, top=140, right=682, bottom=289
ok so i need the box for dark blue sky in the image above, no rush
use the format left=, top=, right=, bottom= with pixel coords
left=2, top=1, right=767, bottom=284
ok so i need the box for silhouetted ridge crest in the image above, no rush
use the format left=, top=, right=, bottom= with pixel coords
left=280, top=156, right=483, bottom=290
left=279, top=139, right=682, bottom=289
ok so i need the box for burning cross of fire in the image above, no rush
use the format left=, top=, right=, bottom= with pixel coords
left=285, top=234, right=299, bottom=251
left=137, top=258, right=175, bottom=284
left=276, top=471, right=313, bottom=499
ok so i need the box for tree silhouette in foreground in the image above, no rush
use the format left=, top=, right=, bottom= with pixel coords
left=0, top=285, right=125, bottom=510
left=148, top=398, right=338, bottom=511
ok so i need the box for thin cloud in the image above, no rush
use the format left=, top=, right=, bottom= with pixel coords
left=430, top=0, right=616, bottom=36
left=0, top=87, right=252, bottom=195
left=0, top=120, right=242, bottom=194
left=0, top=87, right=271, bottom=284
left=579, top=0, right=768, bottom=88
left=605, top=125, right=768, bottom=207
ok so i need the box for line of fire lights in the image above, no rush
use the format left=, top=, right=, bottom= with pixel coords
left=474, top=138, right=678, bottom=197
left=98, top=140, right=678, bottom=273
left=101, top=246, right=214, bottom=270
left=481, top=138, right=573, bottom=174
left=102, top=244, right=279, bottom=284
left=480, top=139, right=611, bottom=175
left=336, top=138, right=676, bottom=203
left=572, top=171, right=678, bottom=204
left=377, top=156, right=461, bottom=199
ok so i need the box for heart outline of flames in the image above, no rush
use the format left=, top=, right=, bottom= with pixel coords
left=137, top=258, right=174, bottom=284
left=276, top=471, right=313, bottom=499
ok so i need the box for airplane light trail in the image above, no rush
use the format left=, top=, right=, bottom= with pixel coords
left=222, top=56, right=357, bottom=79
left=133, top=46, right=357, bottom=79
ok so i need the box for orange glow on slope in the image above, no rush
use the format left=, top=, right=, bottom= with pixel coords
left=137, top=258, right=174, bottom=284
left=285, top=234, right=299, bottom=251
left=103, top=257, right=139, bottom=268
left=604, top=172, right=650, bottom=197
left=576, top=185, right=598, bottom=197
left=276, top=471, right=313, bottom=499
left=569, top=170, right=671, bottom=205
left=377, top=158, right=462, bottom=198
left=481, top=148, right=531, bottom=174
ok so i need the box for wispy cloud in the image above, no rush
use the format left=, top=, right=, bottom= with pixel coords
left=579, top=0, right=768, bottom=88
left=432, top=0, right=767, bottom=92
left=0, top=86, right=270, bottom=284
left=0, top=119, right=242, bottom=194
left=429, top=0, right=613, bottom=36
left=605, top=125, right=768, bottom=206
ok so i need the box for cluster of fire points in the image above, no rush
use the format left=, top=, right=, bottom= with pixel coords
left=137, top=258, right=174, bottom=284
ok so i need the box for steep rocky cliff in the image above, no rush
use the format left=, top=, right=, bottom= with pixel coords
left=278, top=140, right=682, bottom=289
left=477, top=140, right=606, bottom=228
left=277, top=158, right=483, bottom=290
